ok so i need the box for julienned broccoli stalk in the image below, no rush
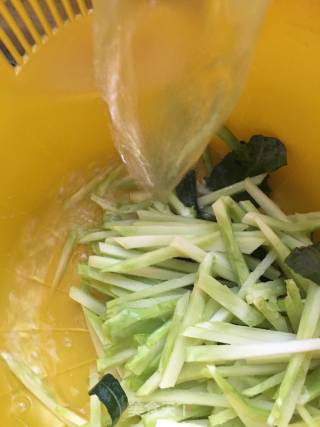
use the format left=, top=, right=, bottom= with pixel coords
left=5, top=133, right=320, bottom=427
left=183, top=321, right=295, bottom=345
left=89, top=369, right=103, bottom=427
left=212, top=198, right=250, bottom=285
left=208, top=365, right=269, bottom=427
left=158, top=254, right=211, bottom=389
left=267, top=284, right=320, bottom=427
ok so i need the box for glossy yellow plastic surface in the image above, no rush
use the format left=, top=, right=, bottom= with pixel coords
left=0, top=0, right=320, bottom=425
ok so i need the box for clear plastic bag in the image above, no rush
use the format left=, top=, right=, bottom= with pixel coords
left=94, top=0, right=269, bottom=196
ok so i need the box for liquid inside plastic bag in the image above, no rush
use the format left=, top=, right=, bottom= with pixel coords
left=94, top=0, right=269, bottom=196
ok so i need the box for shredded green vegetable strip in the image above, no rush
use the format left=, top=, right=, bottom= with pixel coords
left=4, top=163, right=320, bottom=427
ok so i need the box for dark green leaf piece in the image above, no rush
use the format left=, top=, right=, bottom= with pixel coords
left=89, top=373, right=128, bottom=426
left=176, top=170, right=198, bottom=208
left=285, top=242, right=320, bottom=285
left=206, top=135, right=287, bottom=191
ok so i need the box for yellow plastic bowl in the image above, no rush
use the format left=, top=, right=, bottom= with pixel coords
left=1, top=0, right=320, bottom=425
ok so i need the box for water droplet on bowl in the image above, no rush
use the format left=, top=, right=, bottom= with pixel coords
left=11, top=393, right=31, bottom=413
left=63, top=336, right=72, bottom=348
left=31, top=365, right=41, bottom=375
left=70, top=386, right=80, bottom=397
left=79, top=253, right=88, bottom=262
left=17, top=402, right=27, bottom=412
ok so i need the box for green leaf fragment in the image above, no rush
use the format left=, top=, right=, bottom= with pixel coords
left=126, top=321, right=171, bottom=376
left=285, top=243, right=320, bottom=286
left=103, top=300, right=175, bottom=340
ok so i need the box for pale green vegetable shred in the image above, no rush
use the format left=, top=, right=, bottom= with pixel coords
left=3, top=164, right=320, bottom=427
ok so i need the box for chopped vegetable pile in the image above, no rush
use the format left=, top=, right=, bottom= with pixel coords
left=3, top=129, right=320, bottom=427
